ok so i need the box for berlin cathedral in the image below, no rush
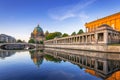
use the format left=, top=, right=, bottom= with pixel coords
left=30, top=24, right=45, bottom=42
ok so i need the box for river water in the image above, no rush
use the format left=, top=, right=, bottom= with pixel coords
left=0, top=48, right=120, bottom=80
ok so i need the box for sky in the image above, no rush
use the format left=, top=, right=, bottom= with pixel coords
left=0, top=0, right=120, bottom=41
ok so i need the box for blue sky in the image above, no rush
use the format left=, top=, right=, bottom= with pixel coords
left=0, top=0, right=120, bottom=41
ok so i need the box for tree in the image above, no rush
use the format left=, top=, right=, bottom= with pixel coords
left=39, top=40, right=44, bottom=44
left=55, top=32, right=62, bottom=37
left=0, top=41, right=6, bottom=43
left=62, top=33, right=69, bottom=37
left=77, top=29, right=84, bottom=34
left=71, top=32, right=76, bottom=36
left=17, top=39, right=23, bottom=43
left=46, top=33, right=55, bottom=40
left=28, top=39, right=35, bottom=43
left=46, top=32, right=62, bottom=40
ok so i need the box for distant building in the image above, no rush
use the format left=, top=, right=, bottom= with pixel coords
left=30, top=24, right=45, bottom=42
left=0, top=34, right=16, bottom=43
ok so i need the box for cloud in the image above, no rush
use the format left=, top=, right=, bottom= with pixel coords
left=48, top=0, right=97, bottom=21
left=50, top=13, right=76, bottom=21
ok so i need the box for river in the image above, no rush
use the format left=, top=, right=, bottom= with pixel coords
left=0, top=48, right=120, bottom=80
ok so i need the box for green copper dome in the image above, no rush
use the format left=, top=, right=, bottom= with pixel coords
left=33, top=24, right=44, bottom=34
left=34, top=25, right=43, bottom=32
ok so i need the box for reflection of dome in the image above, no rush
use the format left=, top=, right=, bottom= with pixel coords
left=29, top=50, right=44, bottom=68
left=33, top=57, right=43, bottom=67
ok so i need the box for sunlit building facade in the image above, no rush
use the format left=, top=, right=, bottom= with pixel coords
left=85, top=12, right=120, bottom=32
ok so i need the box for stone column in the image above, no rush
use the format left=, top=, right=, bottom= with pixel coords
left=82, top=36, right=84, bottom=43
left=104, top=31, right=108, bottom=44
left=86, top=35, right=88, bottom=43
left=79, top=36, right=80, bottom=43
left=69, top=38, right=71, bottom=44
left=74, top=37, right=76, bottom=43
left=90, top=35, right=91, bottom=43
left=95, top=32, right=98, bottom=44
left=74, top=37, right=75, bottom=43
left=95, top=60, right=98, bottom=70
left=86, top=28, right=87, bottom=32
left=64, top=39, right=65, bottom=44
left=71, top=38, right=73, bottom=44
left=103, top=61, right=108, bottom=74
left=76, top=37, right=78, bottom=43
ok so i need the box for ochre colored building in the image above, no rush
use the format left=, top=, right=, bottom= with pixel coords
left=85, top=12, right=120, bottom=32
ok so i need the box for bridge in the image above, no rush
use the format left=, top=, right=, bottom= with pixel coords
left=0, top=43, right=44, bottom=50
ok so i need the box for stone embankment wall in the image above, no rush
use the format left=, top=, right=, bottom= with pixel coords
left=44, top=44, right=120, bottom=53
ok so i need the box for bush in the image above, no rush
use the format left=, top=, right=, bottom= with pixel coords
left=28, top=39, right=35, bottom=43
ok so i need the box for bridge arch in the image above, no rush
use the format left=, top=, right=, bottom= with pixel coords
left=0, top=43, right=36, bottom=50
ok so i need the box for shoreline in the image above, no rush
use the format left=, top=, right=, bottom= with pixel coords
left=44, top=44, right=120, bottom=53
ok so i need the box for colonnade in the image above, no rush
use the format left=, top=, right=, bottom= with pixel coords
left=45, top=26, right=120, bottom=45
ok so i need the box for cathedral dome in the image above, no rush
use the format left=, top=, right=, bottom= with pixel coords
left=33, top=25, right=43, bottom=34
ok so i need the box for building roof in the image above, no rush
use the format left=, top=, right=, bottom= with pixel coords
left=0, top=34, right=16, bottom=39
left=85, top=12, right=120, bottom=25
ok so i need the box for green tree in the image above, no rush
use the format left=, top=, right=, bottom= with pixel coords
left=46, top=33, right=54, bottom=40
left=55, top=32, right=62, bottom=37
left=71, top=32, right=76, bottom=36
left=46, top=32, right=62, bottom=40
left=0, top=41, right=6, bottom=43
left=77, top=29, right=84, bottom=34
left=17, top=39, right=23, bottom=43
left=62, top=33, right=69, bottom=37
left=39, top=41, right=44, bottom=44
left=28, top=39, right=35, bottom=43
left=44, top=54, right=61, bottom=63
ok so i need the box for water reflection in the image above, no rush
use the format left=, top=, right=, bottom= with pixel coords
left=29, top=50, right=62, bottom=67
left=0, top=51, right=16, bottom=59
left=44, top=48, right=120, bottom=80
left=0, top=48, right=120, bottom=80
left=29, top=50, right=44, bottom=67
left=44, top=54, right=62, bottom=63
